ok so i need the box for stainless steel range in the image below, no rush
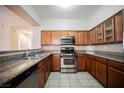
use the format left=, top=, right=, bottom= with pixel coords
left=60, top=47, right=77, bottom=73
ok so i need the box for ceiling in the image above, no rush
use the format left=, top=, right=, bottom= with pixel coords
left=32, top=5, right=101, bottom=20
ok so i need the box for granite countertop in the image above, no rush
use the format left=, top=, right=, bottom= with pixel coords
left=76, top=50, right=124, bottom=63
left=0, top=52, right=52, bottom=87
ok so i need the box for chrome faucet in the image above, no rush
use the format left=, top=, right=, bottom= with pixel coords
left=26, top=49, right=31, bottom=58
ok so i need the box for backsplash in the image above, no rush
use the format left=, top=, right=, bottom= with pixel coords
left=42, top=43, right=123, bottom=53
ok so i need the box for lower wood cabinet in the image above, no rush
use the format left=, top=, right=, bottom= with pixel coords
left=37, top=55, right=52, bottom=88
left=52, top=54, right=61, bottom=71
left=95, top=57, right=107, bottom=87
left=89, top=56, right=96, bottom=77
left=86, top=55, right=96, bottom=77
left=108, top=60, right=124, bottom=88
left=85, top=55, right=90, bottom=72
left=38, top=61, right=45, bottom=88
left=77, top=54, right=86, bottom=71
left=37, top=53, right=124, bottom=88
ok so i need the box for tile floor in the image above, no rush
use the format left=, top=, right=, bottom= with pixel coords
left=44, top=72, right=104, bottom=88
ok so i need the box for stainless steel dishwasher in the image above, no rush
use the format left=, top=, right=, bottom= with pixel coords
left=17, top=68, right=38, bottom=88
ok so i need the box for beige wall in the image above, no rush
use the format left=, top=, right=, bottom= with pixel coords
left=0, top=6, right=33, bottom=51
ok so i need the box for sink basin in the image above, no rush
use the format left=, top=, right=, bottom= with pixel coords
left=21, top=54, right=48, bottom=60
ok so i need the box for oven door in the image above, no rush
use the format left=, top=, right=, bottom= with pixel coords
left=61, top=57, right=77, bottom=68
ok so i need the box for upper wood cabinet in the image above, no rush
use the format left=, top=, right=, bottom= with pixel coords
left=51, top=32, right=61, bottom=45
left=41, top=10, right=123, bottom=46
left=103, top=17, right=115, bottom=43
left=61, top=31, right=68, bottom=36
left=75, top=31, right=88, bottom=45
left=67, top=31, right=75, bottom=36
left=61, top=31, right=75, bottom=36
left=75, top=31, right=81, bottom=45
left=92, top=28, right=96, bottom=44
left=88, top=29, right=96, bottom=45
left=41, top=31, right=51, bottom=45
left=114, top=11, right=123, bottom=43
left=82, top=32, right=88, bottom=45
left=96, top=24, right=104, bottom=44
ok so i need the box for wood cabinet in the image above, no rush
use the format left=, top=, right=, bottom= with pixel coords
left=95, top=57, right=107, bottom=87
left=37, top=55, right=51, bottom=88
left=103, top=17, right=115, bottom=43
left=77, top=54, right=86, bottom=71
left=61, top=31, right=68, bottom=36
left=108, top=60, right=124, bottom=88
left=51, top=32, right=61, bottom=45
left=38, top=60, right=45, bottom=88
left=67, top=31, right=75, bottom=36
left=85, top=55, right=96, bottom=76
left=85, top=55, right=90, bottom=72
left=52, top=54, right=60, bottom=71
left=89, top=56, right=96, bottom=77
left=44, top=57, right=50, bottom=81
left=88, top=29, right=96, bottom=45
left=41, top=31, right=51, bottom=45
left=115, top=11, right=123, bottom=43
left=96, top=24, right=104, bottom=44
left=75, top=31, right=88, bottom=45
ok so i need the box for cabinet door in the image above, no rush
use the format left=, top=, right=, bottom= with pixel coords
left=77, top=54, right=86, bottom=71
left=87, top=31, right=92, bottom=45
left=82, top=32, right=88, bottom=45
left=51, top=32, right=61, bottom=45
left=87, top=30, right=96, bottom=45
left=96, top=24, right=104, bottom=44
left=67, top=31, right=75, bottom=36
left=103, top=17, right=115, bottom=43
left=38, top=65, right=45, bottom=88
left=108, top=67, right=124, bottom=88
left=75, top=32, right=87, bottom=45
left=91, top=29, right=96, bottom=44
left=96, top=62, right=107, bottom=87
left=85, top=56, right=90, bottom=72
left=89, top=57, right=96, bottom=77
left=52, top=54, right=60, bottom=71
left=61, top=31, right=68, bottom=36
left=49, top=55, right=52, bottom=71
left=75, top=32, right=80, bottom=45
left=115, top=11, right=123, bottom=43
left=41, top=31, right=51, bottom=45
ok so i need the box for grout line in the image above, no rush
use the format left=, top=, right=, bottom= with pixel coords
left=46, top=72, right=103, bottom=88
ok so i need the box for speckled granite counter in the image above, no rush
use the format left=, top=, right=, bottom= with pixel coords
left=0, top=52, right=52, bottom=87
left=76, top=50, right=124, bottom=63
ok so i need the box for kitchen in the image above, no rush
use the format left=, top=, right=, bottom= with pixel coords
left=0, top=5, right=124, bottom=88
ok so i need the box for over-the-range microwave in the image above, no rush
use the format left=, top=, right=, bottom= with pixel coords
left=60, top=36, right=75, bottom=45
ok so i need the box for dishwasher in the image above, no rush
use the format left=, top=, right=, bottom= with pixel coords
left=1, top=65, right=38, bottom=88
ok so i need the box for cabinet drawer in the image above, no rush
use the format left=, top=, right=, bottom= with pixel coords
left=95, top=56, right=106, bottom=65
left=52, top=54, right=60, bottom=60
left=38, top=61, right=45, bottom=68
left=108, top=60, right=124, bottom=72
